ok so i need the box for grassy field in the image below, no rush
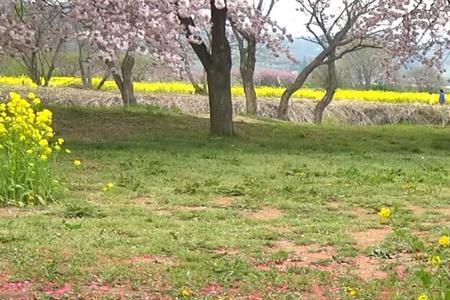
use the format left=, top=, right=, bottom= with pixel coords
left=0, top=105, right=449, bottom=299
left=0, top=76, right=442, bottom=104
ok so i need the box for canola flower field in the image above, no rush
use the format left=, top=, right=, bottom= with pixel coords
left=0, top=75, right=441, bottom=104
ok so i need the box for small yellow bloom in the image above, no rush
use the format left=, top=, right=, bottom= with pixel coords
left=65, top=149, right=72, bottom=154
left=39, top=139, right=48, bottom=147
left=180, top=287, right=191, bottom=298
left=378, top=207, right=391, bottom=218
left=438, top=235, right=449, bottom=247
left=54, top=145, right=61, bottom=151
left=26, top=149, right=33, bottom=155
left=73, top=160, right=81, bottom=167
left=57, top=138, right=64, bottom=145
left=429, top=255, right=441, bottom=266
left=417, top=294, right=429, bottom=300
left=346, top=287, right=358, bottom=297
left=32, top=98, right=41, bottom=105
left=27, top=92, right=36, bottom=99
left=40, top=154, right=48, bottom=161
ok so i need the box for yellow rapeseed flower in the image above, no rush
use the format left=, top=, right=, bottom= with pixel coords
left=417, top=294, right=429, bottom=300
left=102, top=182, right=114, bottom=192
left=65, top=149, right=72, bottom=154
left=27, top=92, right=36, bottom=99
left=438, top=235, right=449, bottom=247
left=378, top=207, right=391, bottom=218
left=26, top=149, right=33, bottom=155
left=346, top=287, right=358, bottom=297
left=32, top=98, right=41, bottom=105
left=429, top=255, right=441, bottom=266
left=54, top=145, right=61, bottom=151
left=40, top=154, right=48, bottom=161
left=73, top=160, right=81, bottom=167
left=39, top=139, right=48, bottom=147
left=180, top=287, right=191, bottom=298
left=57, top=138, right=64, bottom=145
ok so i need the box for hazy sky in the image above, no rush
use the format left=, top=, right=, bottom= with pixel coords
left=270, top=0, right=344, bottom=37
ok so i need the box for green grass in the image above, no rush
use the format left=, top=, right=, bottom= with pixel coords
left=0, top=104, right=449, bottom=299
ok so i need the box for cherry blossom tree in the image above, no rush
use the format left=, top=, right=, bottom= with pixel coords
left=230, top=0, right=292, bottom=114
left=71, top=0, right=180, bottom=105
left=177, top=0, right=235, bottom=136
left=0, top=0, right=70, bottom=86
left=278, top=0, right=390, bottom=121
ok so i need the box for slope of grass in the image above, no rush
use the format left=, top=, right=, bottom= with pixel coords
left=0, top=105, right=449, bottom=299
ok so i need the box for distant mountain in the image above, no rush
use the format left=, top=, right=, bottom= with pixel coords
left=289, top=39, right=321, bottom=60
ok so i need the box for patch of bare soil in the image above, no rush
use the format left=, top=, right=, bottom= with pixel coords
left=131, top=197, right=155, bottom=205
left=127, top=254, right=176, bottom=266
left=261, top=241, right=336, bottom=271
left=351, top=227, right=391, bottom=248
left=244, top=207, right=282, bottom=221
left=213, top=197, right=234, bottom=207
left=405, top=203, right=450, bottom=216
left=213, top=247, right=240, bottom=256
left=351, top=256, right=388, bottom=280
left=0, top=207, right=46, bottom=218
left=0, top=272, right=33, bottom=300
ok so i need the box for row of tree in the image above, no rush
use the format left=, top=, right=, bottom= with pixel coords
left=0, top=0, right=449, bottom=135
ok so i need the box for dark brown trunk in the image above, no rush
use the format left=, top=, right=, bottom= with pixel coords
left=183, top=51, right=206, bottom=95
left=314, top=51, right=337, bottom=124
left=178, top=1, right=233, bottom=136
left=96, top=75, right=108, bottom=90
left=207, top=2, right=233, bottom=136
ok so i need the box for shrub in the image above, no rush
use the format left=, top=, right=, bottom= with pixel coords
left=0, top=92, right=63, bottom=206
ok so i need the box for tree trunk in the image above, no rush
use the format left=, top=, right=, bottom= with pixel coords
left=109, top=52, right=136, bottom=106
left=120, top=53, right=136, bottom=105
left=278, top=45, right=338, bottom=120
left=240, top=39, right=257, bottom=115
left=79, top=41, right=92, bottom=89
left=183, top=51, right=205, bottom=95
left=43, top=38, right=64, bottom=87
left=207, top=3, right=233, bottom=136
left=28, top=52, right=42, bottom=86
left=178, top=1, right=233, bottom=136
left=314, top=51, right=337, bottom=124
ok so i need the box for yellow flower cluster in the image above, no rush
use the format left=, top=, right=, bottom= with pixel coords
left=0, top=76, right=442, bottom=105
left=0, top=92, right=59, bottom=160
left=0, top=92, right=68, bottom=205
left=378, top=207, right=391, bottom=219
left=438, top=235, right=449, bottom=247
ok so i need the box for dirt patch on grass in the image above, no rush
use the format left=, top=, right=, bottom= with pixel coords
left=351, top=256, right=388, bottom=280
left=245, top=207, right=282, bottom=221
left=0, top=273, right=33, bottom=300
left=261, top=241, right=337, bottom=271
left=213, top=197, right=235, bottom=207
left=405, top=204, right=428, bottom=215
left=351, top=227, right=391, bottom=248
left=131, top=197, right=155, bottom=205
left=212, top=247, right=240, bottom=256
left=0, top=207, right=46, bottom=218
left=405, top=204, right=450, bottom=216
left=127, top=254, right=176, bottom=266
